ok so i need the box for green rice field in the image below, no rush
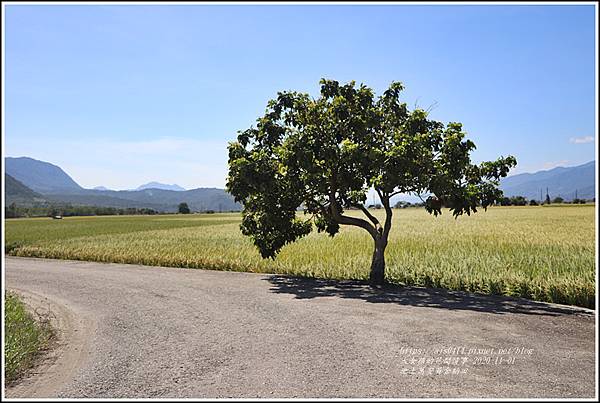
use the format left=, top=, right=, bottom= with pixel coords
left=4, top=205, right=596, bottom=308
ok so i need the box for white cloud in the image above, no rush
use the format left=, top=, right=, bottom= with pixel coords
left=569, top=136, right=594, bottom=144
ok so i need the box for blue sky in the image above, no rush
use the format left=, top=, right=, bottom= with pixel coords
left=4, top=4, right=597, bottom=190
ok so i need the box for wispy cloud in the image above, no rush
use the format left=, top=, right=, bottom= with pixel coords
left=569, top=136, right=594, bottom=144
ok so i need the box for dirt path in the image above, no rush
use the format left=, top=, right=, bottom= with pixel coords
left=3, top=257, right=596, bottom=398
left=5, top=288, right=95, bottom=398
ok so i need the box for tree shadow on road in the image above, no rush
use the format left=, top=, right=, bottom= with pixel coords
left=265, top=275, right=592, bottom=317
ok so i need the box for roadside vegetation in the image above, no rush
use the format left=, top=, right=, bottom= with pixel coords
left=4, top=205, right=595, bottom=308
left=4, top=292, right=54, bottom=384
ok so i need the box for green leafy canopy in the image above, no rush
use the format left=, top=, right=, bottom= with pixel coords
left=227, top=79, right=516, bottom=259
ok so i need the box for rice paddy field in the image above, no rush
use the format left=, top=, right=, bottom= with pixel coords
left=4, top=205, right=596, bottom=308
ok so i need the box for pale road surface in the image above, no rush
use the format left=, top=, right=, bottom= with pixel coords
left=4, top=257, right=596, bottom=399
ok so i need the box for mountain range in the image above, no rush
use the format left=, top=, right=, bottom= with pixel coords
left=136, top=182, right=186, bottom=192
left=499, top=161, right=595, bottom=201
left=92, top=183, right=186, bottom=192
left=5, top=157, right=240, bottom=212
left=5, top=174, right=47, bottom=205
left=6, top=156, right=83, bottom=194
left=4, top=157, right=595, bottom=211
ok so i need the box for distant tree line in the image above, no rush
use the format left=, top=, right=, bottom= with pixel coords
left=5, top=202, right=238, bottom=218
left=390, top=196, right=593, bottom=209
left=499, top=196, right=591, bottom=206
left=5, top=203, right=161, bottom=218
left=393, top=201, right=425, bottom=209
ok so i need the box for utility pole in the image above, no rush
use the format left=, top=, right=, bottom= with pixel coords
left=540, top=188, right=543, bottom=203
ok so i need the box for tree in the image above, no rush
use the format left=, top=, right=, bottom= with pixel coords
left=552, top=197, right=564, bottom=204
left=394, top=201, right=411, bottom=209
left=545, top=193, right=551, bottom=205
left=227, top=79, right=516, bottom=285
left=178, top=202, right=191, bottom=214
left=529, top=199, right=538, bottom=206
left=7, top=202, right=18, bottom=218
left=509, top=196, right=527, bottom=206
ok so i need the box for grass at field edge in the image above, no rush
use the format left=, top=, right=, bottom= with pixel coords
left=4, top=291, right=55, bottom=384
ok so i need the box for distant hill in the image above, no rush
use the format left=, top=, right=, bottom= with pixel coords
left=6, top=157, right=83, bottom=194
left=136, top=182, right=186, bottom=191
left=107, top=187, right=238, bottom=211
left=4, top=157, right=241, bottom=212
left=500, top=161, right=595, bottom=201
left=93, top=186, right=110, bottom=191
left=43, top=192, right=169, bottom=211
left=50, top=187, right=240, bottom=212
left=5, top=174, right=47, bottom=205
left=42, top=187, right=239, bottom=212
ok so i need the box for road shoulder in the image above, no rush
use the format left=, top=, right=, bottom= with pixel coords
left=4, top=288, right=96, bottom=398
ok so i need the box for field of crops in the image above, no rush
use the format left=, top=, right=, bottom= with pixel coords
left=4, top=205, right=596, bottom=308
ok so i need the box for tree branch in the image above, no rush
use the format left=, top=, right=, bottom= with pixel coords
left=356, top=204, right=382, bottom=231
left=416, top=193, right=427, bottom=203
left=389, top=185, right=423, bottom=198
left=376, top=188, right=394, bottom=242
left=328, top=190, right=378, bottom=239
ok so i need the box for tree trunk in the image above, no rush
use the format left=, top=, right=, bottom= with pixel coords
left=369, top=237, right=387, bottom=286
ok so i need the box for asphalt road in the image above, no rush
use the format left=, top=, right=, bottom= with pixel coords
left=4, top=257, right=596, bottom=398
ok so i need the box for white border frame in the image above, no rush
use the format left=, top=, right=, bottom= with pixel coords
left=1, top=1, right=597, bottom=401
